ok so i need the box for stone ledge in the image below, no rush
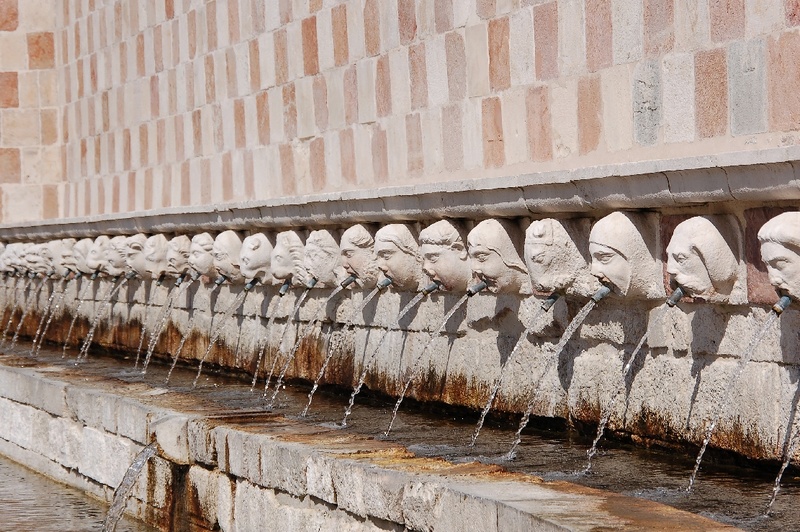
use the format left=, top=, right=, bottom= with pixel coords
left=0, top=357, right=735, bottom=531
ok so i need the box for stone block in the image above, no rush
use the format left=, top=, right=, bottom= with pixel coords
left=259, top=439, right=309, bottom=496
left=728, top=39, right=767, bottom=136
left=632, top=59, right=661, bottom=146
left=329, top=458, right=406, bottom=522
left=150, top=413, right=191, bottom=464
left=612, top=0, right=643, bottom=64
left=661, top=52, right=695, bottom=144
left=65, top=386, right=119, bottom=434
left=79, top=426, right=138, bottom=487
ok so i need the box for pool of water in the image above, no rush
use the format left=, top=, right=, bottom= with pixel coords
left=8, top=345, right=800, bottom=532
left=0, top=453, right=156, bottom=532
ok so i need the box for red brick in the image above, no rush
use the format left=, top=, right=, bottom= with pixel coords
left=695, top=48, right=728, bottom=138
left=477, top=0, right=495, bottom=19
left=136, top=33, right=145, bottom=77
left=274, top=28, right=288, bottom=85
left=768, top=31, right=800, bottom=132
left=302, top=16, right=319, bottom=76
left=534, top=2, right=558, bottom=80
left=139, top=124, right=149, bottom=167
left=156, top=119, right=166, bottom=164
left=192, top=110, right=202, bottom=157
left=310, top=137, right=326, bottom=190
left=222, top=152, right=233, bottom=201
left=488, top=17, right=510, bottom=91
left=364, top=0, right=380, bottom=56
left=207, top=1, right=218, bottom=50
left=256, top=91, right=270, bottom=145
left=123, top=128, right=132, bottom=169
left=372, top=126, right=388, bottom=183
left=526, top=85, right=553, bottom=161
left=313, top=75, right=328, bottom=130
left=482, top=97, right=504, bottom=167
left=188, top=10, right=197, bottom=59
left=339, top=128, right=356, bottom=184
left=398, top=0, right=417, bottom=44
left=249, top=39, right=261, bottom=92
left=0, top=148, right=20, bottom=183
left=143, top=169, right=154, bottom=210
left=181, top=162, right=190, bottom=205
left=787, top=0, right=800, bottom=26
left=442, top=103, right=463, bottom=171
left=28, top=32, right=55, bottom=69
left=586, top=0, right=612, bottom=72
left=435, top=0, right=453, bottom=33
left=406, top=113, right=423, bottom=175
left=234, top=98, right=246, bottom=148
left=709, top=0, right=744, bottom=42
left=409, top=43, right=428, bottom=109
left=445, top=31, right=466, bottom=100
left=228, top=0, right=240, bottom=43
left=205, top=54, right=216, bottom=103
left=283, top=83, right=297, bottom=139
left=344, top=65, right=358, bottom=124
left=112, top=175, right=120, bottom=212
left=578, top=76, right=601, bottom=155
left=644, top=0, right=674, bottom=55
left=166, top=0, right=174, bottom=19
left=332, top=4, right=349, bottom=66
left=154, top=25, right=163, bottom=72
left=42, top=109, right=58, bottom=145
left=376, top=54, right=392, bottom=117
left=0, top=0, right=19, bottom=31
left=279, top=143, right=296, bottom=194
left=0, top=72, right=18, bottom=108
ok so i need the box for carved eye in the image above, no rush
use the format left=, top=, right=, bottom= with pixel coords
left=529, top=253, right=546, bottom=264
left=673, top=253, right=689, bottom=264
left=251, top=240, right=261, bottom=250
left=426, top=254, right=439, bottom=264
left=343, top=250, right=355, bottom=258
left=474, top=252, right=490, bottom=263
left=594, top=252, right=615, bottom=265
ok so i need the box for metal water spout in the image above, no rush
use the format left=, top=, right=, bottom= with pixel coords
left=340, top=274, right=357, bottom=288
left=376, top=277, right=393, bottom=289
left=305, top=276, right=317, bottom=289
left=541, top=292, right=560, bottom=311
left=666, top=286, right=685, bottom=307
left=467, top=280, right=488, bottom=296
left=773, top=295, right=792, bottom=314
left=421, top=280, right=441, bottom=295
left=592, top=284, right=612, bottom=302
left=278, top=278, right=292, bottom=296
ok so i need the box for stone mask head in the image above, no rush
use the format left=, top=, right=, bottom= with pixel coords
left=74, top=238, right=96, bottom=275
left=188, top=233, right=215, bottom=277
left=240, top=233, right=273, bottom=284
left=305, top=229, right=346, bottom=288
left=104, top=236, right=129, bottom=277
left=373, top=224, right=425, bottom=291
left=49, top=238, right=77, bottom=276
left=144, top=234, right=169, bottom=280
left=340, top=224, right=379, bottom=289
left=86, top=236, right=111, bottom=275
left=271, top=231, right=307, bottom=286
left=166, top=235, right=192, bottom=277
left=525, top=218, right=599, bottom=297
left=419, top=220, right=472, bottom=292
left=125, top=234, right=148, bottom=278
left=24, top=243, right=51, bottom=275
left=589, top=212, right=664, bottom=299
left=213, top=230, right=244, bottom=283
left=467, top=219, right=528, bottom=293
left=758, top=211, right=800, bottom=301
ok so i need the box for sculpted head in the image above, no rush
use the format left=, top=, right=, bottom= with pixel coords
left=758, top=212, right=800, bottom=301
left=1, top=243, right=22, bottom=274
left=74, top=238, right=96, bottom=275
left=305, top=229, right=346, bottom=287
left=467, top=219, right=528, bottom=293
left=188, top=233, right=215, bottom=277
left=212, top=230, right=244, bottom=283
left=525, top=219, right=599, bottom=297
left=50, top=238, right=77, bottom=276
left=239, top=233, right=273, bottom=284
left=24, top=243, right=51, bottom=275
left=419, top=220, right=472, bottom=292
left=589, top=212, right=664, bottom=299
left=271, top=230, right=307, bottom=285
left=374, top=224, right=425, bottom=291
left=86, top=235, right=111, bottom=275
left=340, top=224, right=379, bottom=289
left=667, top=216, right=739, bottom=300
left=144, top=234, right=169, bottom=280
left=166, top=235, right=192, bottom=277
left=104, top=236, right=129, bottom=277
left=125, top=234, right=148, bottom=278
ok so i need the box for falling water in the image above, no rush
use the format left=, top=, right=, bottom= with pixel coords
left=134, top=283, right=164, bottom=368
left=384, top=294, right=472, bottom=436
left=302, top=285, right=383, bottom=416
left=35, top=279, right=71, bottom=357
left=30, top=278, right=67, bottom=355
left=262, top=287, right=312, bottom=395
left=76, top=278, right=126, bottom=362
left=249, top=298, right=282, bottom=391
left=267, top=285, right=346, bottom=407
left=341, top=291, right=429, bottom=426
left=141, top=278, right=193, bottom=374
left=506, top=297, right=602, bottom=460
left=101, top=442, right=159, bottom=532
left=1, top=276, right=32, bottom=346
left=9, top=277, right=46, bottom=350
left=192, top=289, right=250, bottom=388
left=470, top=301, right=554, bottom=446
left=686, top=309, right=782, bottom=493
left=584, top=327, right=651, bottom=473
left=165, top=281, right=221, bottom=384
left=62, top=276, right=92, bottom=356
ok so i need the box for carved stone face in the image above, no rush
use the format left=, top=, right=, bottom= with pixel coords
left=467, top=219, right=528, bottom=293
left=188, top=233, right=215, bottom=277
left=74, top=238, right=96, bottom=275
left=373, top=224, right=424, bottom=291
left=125, top=234, right=148, bottom=277
left=1, top=243, right=21, bottom=273
left=759, top=212, right=800, bottom=300
left=589, top=212, right=663, bottom=299
left=164, top=235, right=191, bottom=277
left=104, top=236, right=129, bottom=277
left=212, top=230, right=244, bottom=283
left=304, top=229, right=344, bottom=287
left=271, top=231, right=306, bottom=285
left=340, top=224, right=378, bottom=289
left=144, top=234, right=169, bottom=279
left=419, top=220, right=472, bottom=292
left=239, top=233, right=273, bottom=284
left=49, top=238, right=77, bottom=276
left=25, top=243, right=52, bottom=275
left=86, top=236, right=111, bottom=275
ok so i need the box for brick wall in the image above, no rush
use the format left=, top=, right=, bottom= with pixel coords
left=3, top=0, right=800, bottom=222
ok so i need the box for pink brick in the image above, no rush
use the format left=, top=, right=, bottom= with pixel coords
left=256, top=91, right=270, bottom=145
left=302, top=16, right=320, bottom=76
left=534, top=2, right=558, bottom=80
left=313, top=75, right=328, bottom=130
left=222, top=152, right=233, bottom=201
left=578, top=76, right=601, bottom=155
left=283, top=83, right=297, bottom=138
left=310, top=137, right=326, bottom=190
left=154, top=24, right=163, bottom=72
left=406, top=113, right=423, bottom=175
left=339, top=128, right=357, bottom=184
left=644, top=0, right=674, bottom=56
left=235, top=99, right=246, bottom=148
left=28, top=32, right=55, bottom=70
left=139, top=124, right=149, bottom=167
left=709, top=0, right=744, bottom=42
left=249, top=39, right=261, bottom=92
left=0, top=0, right=19, bottom=31
left=181, top=162, right=190, bottom=204
left=586, top=0, right=612, bottom=72
left=445, top=31, right=466, bottom=101
left=207, top=1, right=218, bottom=50
left=226, top=48, right=238, bottom=97
left=150, top=76, right=160, bottom=119
left=398, top=0, right=416, bottom=44
left=768, top=31, right=800, bottom=131
left=376, top=54, right=392, bottom=117
left=280, top=0, right=292, bottom=24
left=243, top=150, right=255, bottom=199
left=442, top=103, right=463, bottom=171
left=332, top=4, right=349, bottom=66
left=489, top=17, right=510, bottom=91
left=279, top=143, right=296, bottom=194
left=695, top=48, right=728, bottom=138
left=372, top=126, right=388, bottom=183
left=526, top=85, right=553, bottom=161
left=435, top=0, right=454, bottom=33
left=274, top=28, right=288, bottom=85
left=228, top=0, right=240, bottom=43
left=144, top=170, right=154, bottom=210
left=364, top=0, right=380, bottom=56
left=409, top=43, right=428, bottom=109
left=0, top=72, right=18, bottom=108
left=788, top=0, right=800, bottom=26
left=477, top=0, right=495, bottom=19
left=344, top=64, right=358, bottom=124
left=205, top=54, right=216, bottom=103
left=0, top=148, right=20, bottom=183
left=482, top=96, right=504, bottom=168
